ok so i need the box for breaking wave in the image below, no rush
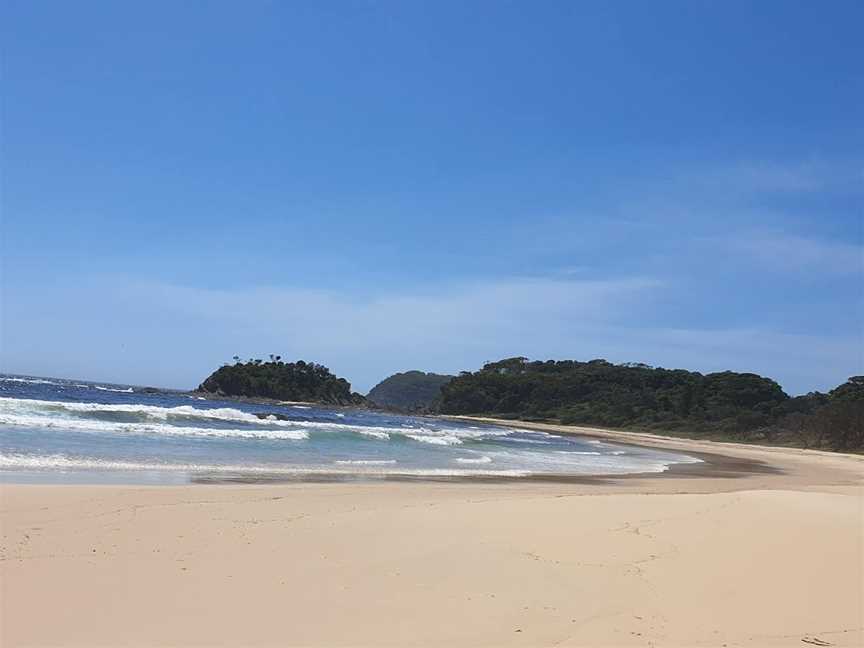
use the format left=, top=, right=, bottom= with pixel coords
left=0, top=397, right=517, bottom=446
left=0, top=452, right=528, bottom=477
left=334, top=459, right=397, bottom=465
left=455, top=456, right=493, bottom=464
left=0, top=384, right=703, bottom=482
left=1, top=377, right=64, bottom=386
left=0, top=413, right=309, bottom=441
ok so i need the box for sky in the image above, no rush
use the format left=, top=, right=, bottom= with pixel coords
left=1, top=1, right=862, bottom=395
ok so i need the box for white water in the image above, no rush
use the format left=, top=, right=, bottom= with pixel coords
left=0, top=381, right=702, bottom=483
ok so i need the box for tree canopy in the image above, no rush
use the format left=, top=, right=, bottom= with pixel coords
left=198, top=358, right=365, bottom=406
left=197, top=355, right=862, bottom=451
left=366, top=371, right=454, bottom=411
left=438, top=358, right=863, bottom=451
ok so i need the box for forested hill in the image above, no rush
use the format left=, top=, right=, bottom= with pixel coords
left=197, top=359, right=365, bottom=406
left=438, top=357, right=864, bottom=451
left=366, top=371, right=454, bottom=411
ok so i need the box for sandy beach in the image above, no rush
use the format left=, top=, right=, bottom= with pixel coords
left=1, top=422, right=862, bottom=647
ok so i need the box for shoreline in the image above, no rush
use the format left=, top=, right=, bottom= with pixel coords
left=3, top=415, right=862, bottom=489
left=441, top=415, right=864, bottom=490
left=189, top=416, right=863, bottom=490
left=3, top=420, right=862, bottom=646
left=443, top=413, right=864, bottom=459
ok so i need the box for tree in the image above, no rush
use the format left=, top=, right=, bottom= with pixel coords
left=440, top=357, right=790, bottom=436
left=367, top=371, right=454, bottom=411
left=197, top=359, right=365, bottom=406
left=829, top=376, right=864, bottom=402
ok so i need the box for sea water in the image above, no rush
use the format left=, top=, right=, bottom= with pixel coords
left=0, top=374, right=700, bottom=483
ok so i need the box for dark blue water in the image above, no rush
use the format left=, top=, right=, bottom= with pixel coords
left=0, top=374, right=699, bottom=483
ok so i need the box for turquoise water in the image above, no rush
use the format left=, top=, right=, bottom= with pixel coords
left=0, top=374, right=700, bottom=483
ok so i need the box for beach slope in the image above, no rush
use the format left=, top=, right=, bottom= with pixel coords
left=1, top=430, right=862, bottom=647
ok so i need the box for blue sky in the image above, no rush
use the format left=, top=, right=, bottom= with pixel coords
left=1, top=0, right=862, bottom=394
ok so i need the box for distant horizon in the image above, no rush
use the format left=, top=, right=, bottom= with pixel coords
left=2, top=355, right=858, bottom=399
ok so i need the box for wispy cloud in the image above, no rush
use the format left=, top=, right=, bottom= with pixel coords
left=721, top=230, right=863, bottom=276
left=693, top=158, right=864, bottom=195
left=611, top=326, right=863, bottom=395
left=499, top=157, right=862, bottom=264
left=2, top=273, right=860, bottom=395
left=0, top=276, right=662, bottom=391
left=3, top=156, right=860, bottom=395
left=714, top=161, right=826, bottom=193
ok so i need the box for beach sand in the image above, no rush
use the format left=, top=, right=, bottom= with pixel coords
left=1, top=422, right=862, bottom=647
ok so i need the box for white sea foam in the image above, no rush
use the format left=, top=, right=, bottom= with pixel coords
left=0, top=447, right=693, bottom=478
left=0, top=398, right=454, bottom=434
left=0, top=396, right=701, bottom=478
left=356, top=429, right=391, bottom=440
left=400, top=424, right=512, bottom=446
left=1, top=377, right=63, bottom=386
left=334, top=459, right=397, bottom=465
left=0, top=410, right=309, bottom=441
left=405, top=433, right=462, bottom=446
left=477, top=446, right=701, bottom=475
left=0, top=452, right=529, bottom=478
left=0, top=397, right=264, bottom=422
left=455, top=456, right=493, bottom=464
left=556, top=450, right=603, bottom=455
left=0, top=453, right=203, bottom=472
left=95, top=386, right=134, bottom=393
left=0, top=397, right=516, bottom=445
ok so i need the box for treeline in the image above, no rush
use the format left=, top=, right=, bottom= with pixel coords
left=438, top=357, right=863, bottom=451
left=366, top=371, right=454, bottom=411
left=197, top=358, right=365, bottom=406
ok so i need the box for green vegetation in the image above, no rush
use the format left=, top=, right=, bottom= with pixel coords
left=198, top=358, right=365, bottom=406
left=438, top=357, right=863, bottom=451
left=366, top=371, right=454, bottom=412
left=197, top=354, right=862, bottom=451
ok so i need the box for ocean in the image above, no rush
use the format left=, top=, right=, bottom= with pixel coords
left=0, top=374, right=700, bottom=483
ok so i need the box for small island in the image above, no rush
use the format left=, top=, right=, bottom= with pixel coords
left=197, top=357, right=366, bottom=406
